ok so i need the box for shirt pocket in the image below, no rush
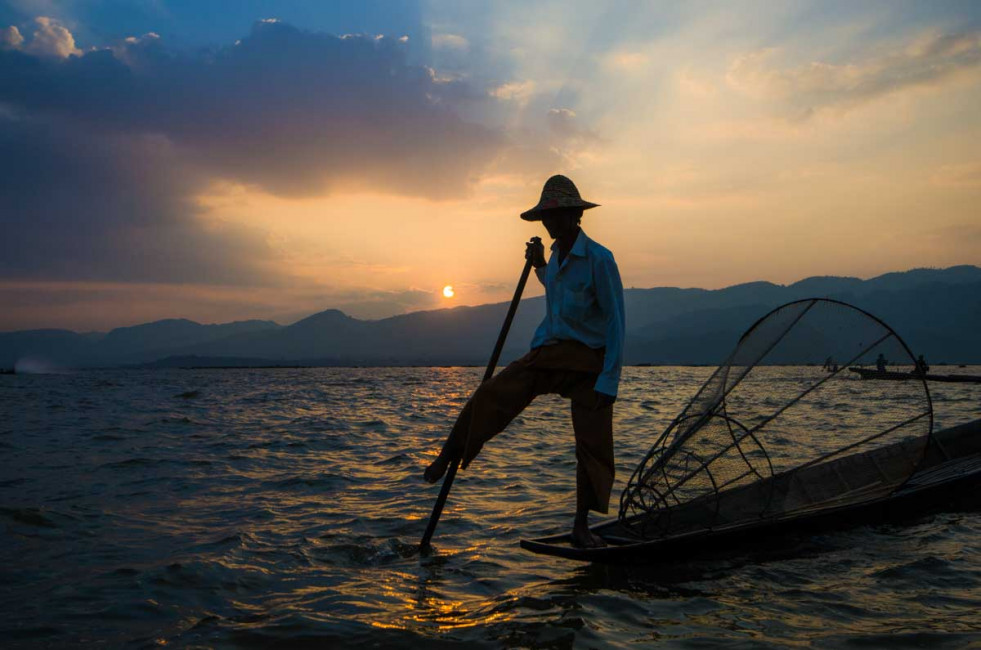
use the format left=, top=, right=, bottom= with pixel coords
left=563, top=281, right=594, bottom=321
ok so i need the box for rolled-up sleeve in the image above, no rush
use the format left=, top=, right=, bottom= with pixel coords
left=593, top=255, right=625, bottom=396
left=534, top=265, right=548, bottom=286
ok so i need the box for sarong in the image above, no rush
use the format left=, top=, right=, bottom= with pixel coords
left=442, top=340, right=615, bottom=514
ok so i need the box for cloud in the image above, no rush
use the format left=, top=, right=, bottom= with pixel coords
left=0, top=13, right=606, bottom=325
left=432, top=32, right=468, bottom=52
left=0, top=19, right=505, bottom=200
left=726, top=31, right=981, bottom=120
left=489, top=79, right=535, bottom=103
left=0, top=26, right=24, bottom=50
left=546, top=108, right=580, bottom=136
left=2, top=17, right=80, bottom=57
left=0, top=18, right=570, bottom=288
left=0, top=116, right=273, bottom=284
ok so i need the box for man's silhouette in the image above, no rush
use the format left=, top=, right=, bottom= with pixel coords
left=424, top=175, right=625, bottom=548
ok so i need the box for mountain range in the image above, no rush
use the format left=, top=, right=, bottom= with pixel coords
left=2, top=266, right=979, bottom=369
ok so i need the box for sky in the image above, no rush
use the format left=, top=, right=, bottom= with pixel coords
left=1, top=0, right=980, bottom=332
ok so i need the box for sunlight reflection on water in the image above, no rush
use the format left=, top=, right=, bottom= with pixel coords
left=0, top=366, right=979, bottom=647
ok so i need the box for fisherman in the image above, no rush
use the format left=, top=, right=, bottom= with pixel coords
left=876, top=353, right=888, bottom=372
left=424, top=175, right=625, bottom=548
left=914, top=354, right=930, bottom=376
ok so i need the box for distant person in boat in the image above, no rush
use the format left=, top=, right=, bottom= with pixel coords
left=914, top=355, right=930, bottom=376
left=424, top=174, right=625, bottom=549
left=876, top=353, right=888, bottom=372
left=823, top=356, right=838, bottom=373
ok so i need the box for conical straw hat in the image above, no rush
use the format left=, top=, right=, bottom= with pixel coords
left=520, top=175, right=600, bottom=221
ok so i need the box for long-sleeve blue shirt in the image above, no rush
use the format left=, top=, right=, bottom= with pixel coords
left=530, top=229, right=626, bottom=396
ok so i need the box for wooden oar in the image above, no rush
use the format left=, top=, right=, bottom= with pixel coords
left=420, top=237, right=541, bottom=549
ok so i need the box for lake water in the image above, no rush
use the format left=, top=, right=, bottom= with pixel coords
left=1, top=366, right=980, bottom=648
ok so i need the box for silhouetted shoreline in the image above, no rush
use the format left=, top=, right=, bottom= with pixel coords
left=3, top=266, right=980, bottom=370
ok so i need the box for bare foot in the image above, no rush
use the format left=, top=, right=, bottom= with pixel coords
left=424, top=450, right=453, bottom=483
left=571, top=521, right=607, bottom=549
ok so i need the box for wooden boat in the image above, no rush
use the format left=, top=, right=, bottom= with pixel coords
left=521, top=418, right=981, bottom=563
left=519, top=300, right=976, bottom=564
left=849, top=367, right=981, bottom=383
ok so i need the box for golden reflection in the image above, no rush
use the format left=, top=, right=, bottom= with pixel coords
left=354, top=563, right=521, bottom=633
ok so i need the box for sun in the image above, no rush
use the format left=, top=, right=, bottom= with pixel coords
left=442, top=285, right=455, bottom=298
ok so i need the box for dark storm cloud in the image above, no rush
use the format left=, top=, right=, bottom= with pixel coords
left=0, top=20, right=503, bottom=198
left=0, top=115, right=272, bottom=283
left=0, top=19, right=509, bottom=283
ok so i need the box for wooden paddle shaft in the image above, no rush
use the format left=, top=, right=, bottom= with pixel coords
left=420, top=238, right=540, bottom=548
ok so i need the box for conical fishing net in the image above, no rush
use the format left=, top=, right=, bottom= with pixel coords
left=618, top=298, right=933, bottom=539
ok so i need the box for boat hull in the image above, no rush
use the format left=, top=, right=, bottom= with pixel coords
left=849, top=367, right=981, bottom=383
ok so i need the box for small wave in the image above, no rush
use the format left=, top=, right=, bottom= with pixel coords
left=175, top=389, right=201, bottom=399
left=313, top=538, right=419, bottom=567
left=510, top=595, right=559, bottom=612
left=871, top=556, right=957, bottom=581
left=100, top=457, right=160, bottom=469
left=267, top=474, right=354, bottom=490
left=375, top=452, right=410, bottom=465
left=190, top=531, right=257, bottom=553
left=112, top=567, right=139, bottom=576
left=149, top=561, right=269, bottom=592
left=0, top=506, right=58, bottom=528
left=160, top=416, right=194, bottom=424
left=355, top=419, right=389, bottom=431
left=92, top=433, right=126, bottom=441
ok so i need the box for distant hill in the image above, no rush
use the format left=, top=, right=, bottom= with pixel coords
left=2, top=266, right=979, bottom=369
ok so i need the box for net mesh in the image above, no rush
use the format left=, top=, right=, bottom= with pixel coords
left=618, top=298, right=933, bottom=539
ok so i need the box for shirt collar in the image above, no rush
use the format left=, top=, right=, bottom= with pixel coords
left=549, top=229, right=589, bottom=257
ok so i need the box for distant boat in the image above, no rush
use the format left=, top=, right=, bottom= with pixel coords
left=849, top=367, right=981, bottom=383
left=0, top=368, right=14, bottom=375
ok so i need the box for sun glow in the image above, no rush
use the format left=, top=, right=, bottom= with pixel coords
left=442, top=285, right=455, bottom=298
